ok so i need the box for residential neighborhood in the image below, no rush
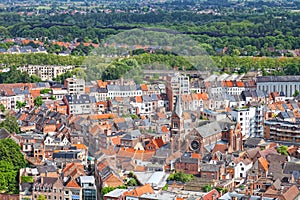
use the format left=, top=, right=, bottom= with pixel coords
left=1, top=71, right=300, bottom=200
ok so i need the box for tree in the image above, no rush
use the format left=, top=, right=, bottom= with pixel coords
left=34, top=96, right=43, bottom=107
left=101, top=185, right=126, bottom=195
left=0, top=139, right=27, bottom=169
left=0, top=160, right=17, bottom=193
left=20, top=176, right=34, bottom=183
left=162, top=184, right=168, bottom=191
left=37, top=195, right=47, bottom=200
left=50, top=95, right=57, bottom=100
left=102, top=186, right=115, bottom=195
left=16, top=101, right=26, bottom=110
left=130, top=114, right=138, bottom=120
left=293, top=90, right=299, bottom=97
left=277, top=145, right=288, bottom=156
left=0, top=139, right=27, bottom=193
left=0, top=103, right=5, bottom=112
left=202, top=184, right=213, bottom=192
left=40, top=89, right=51, bottom=94
left=127, top=178, right=137, bottom=186
left=167, top=171, right=194, bottom=183
left=0, top=113, right=20, bottom=134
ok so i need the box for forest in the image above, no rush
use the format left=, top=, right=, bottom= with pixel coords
left=0, top=5, right=299, bottom=56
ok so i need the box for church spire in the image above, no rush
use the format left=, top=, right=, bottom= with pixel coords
left=172, top=95, right=182, bottom=118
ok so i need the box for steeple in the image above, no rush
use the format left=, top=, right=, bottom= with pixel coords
left=171, top=95, right=184, bottom=137
left=172, top=95, right=182, bottom=118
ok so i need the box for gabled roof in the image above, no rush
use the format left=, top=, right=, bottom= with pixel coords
left=123, top=183, right=154, bottom=197
left=212, top=143, right=228, bottom=154
left=65, top=179, right=80, bottom=188
left=153, top=138, right=164, bottom=148
left=258, top=157, right=269, bottom=172
left=0, top=128, right=10, bottom=139
left=281, top=185, right=300, bottom=200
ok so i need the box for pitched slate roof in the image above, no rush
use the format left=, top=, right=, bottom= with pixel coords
left=195, top=121, right=222, bottom=138
left=0, top=128, right=10, bottom=138
left=257, top=76, right=300, bottom=82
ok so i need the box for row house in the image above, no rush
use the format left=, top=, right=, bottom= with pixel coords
left=50, top=88, right=68, bottom=100
left=174, top=152, right=201, bottom=175
left=241, top=90, right=269, bottom=104
left=227, top=158, right=253, bottom=180
left=18, top=133, right=44, bottom=157
left=63, top=94, right=96, bottom=115
left=200, top=163, right=224, bottom=181
left=223, top=80, right=245, bottom=96
left=130, top=94, right=165, bottom=116
left=32, top=177, right=64, bottom=200
left=203, top=81, right=223, bottom=95
left=95, top=159, right=124, bottom=189
left=181, top=93, right=209, bottom=111
left=107, top=84, right=143, bottom=99
left=44, top=134, right=70, bottom=147
left=21, top=175, right=97, bottom=200
left=0, top=82, right=50, bottom=111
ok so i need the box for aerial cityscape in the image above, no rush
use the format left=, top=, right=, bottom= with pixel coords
left=0, top=0, right=300, bottom=200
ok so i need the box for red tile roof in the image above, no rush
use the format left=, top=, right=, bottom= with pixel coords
left=65, top=179, right=80, bottom=188
left=136, top=96, right=143, bottom=103
left=212, top=144, right=228, bottom=154
left=153, top=138, right=164, bottom=148
left=258, top=157, right=269, bottom=172
left=123, top=184, right=154, bottom=197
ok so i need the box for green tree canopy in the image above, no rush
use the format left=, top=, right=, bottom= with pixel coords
left=277, top=145, right=288, bottom=156
left=167, top=171, right=194, bottom=183
left=37, top=195, right=47, bottom=200
left=202, top=184, right=213, bottom=192
left=0, top=103, right=5, bottom=112
left=16, top=101, right=26, bottom=110
left=0, top=113, right=20, bottom=134
left=34, top=96, right=43, bottom=107
left=0, top=139, right=27, bottom=194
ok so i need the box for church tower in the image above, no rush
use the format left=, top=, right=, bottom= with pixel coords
left=170, top=95, right=184, bottom=137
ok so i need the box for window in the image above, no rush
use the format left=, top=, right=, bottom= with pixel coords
left=241, top=167, right=244, bottom=171
left=240, top=173, right=243, bottom=177
left=173, top=122, right=178, bottom=128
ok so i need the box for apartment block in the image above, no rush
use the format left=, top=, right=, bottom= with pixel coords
left=18, top=65, right=75, bottom=81
left=166, top=73, right=189, bottom=111
left=65, top=77, right=85, bottom=95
